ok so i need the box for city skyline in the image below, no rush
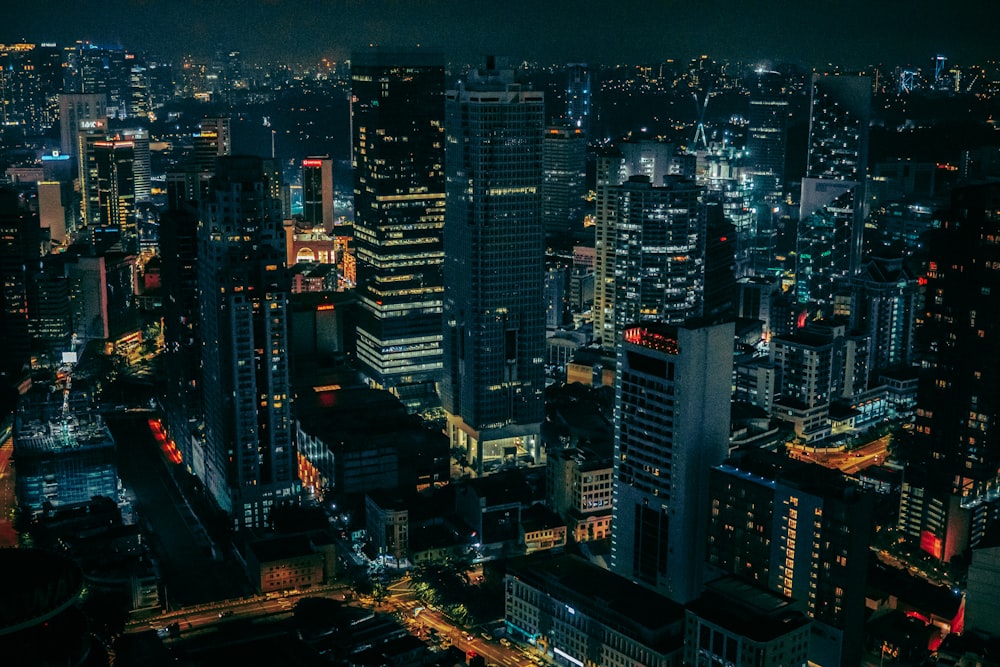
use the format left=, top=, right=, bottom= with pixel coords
left=3, top=0, right=998, bottom=68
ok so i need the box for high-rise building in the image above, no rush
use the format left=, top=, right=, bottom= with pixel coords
left=77, top=43, right=130, bottom=119
left=769, top=319, right=870, bottom=442
left=612, top=175, right=706, bottom=342
left=0, top=188, right=40, bottom=376
left=197, top=156, right=299, bottom=529
left=746, top=70, right=788, bottom=207
left=58, top=93, right=108, bottom=158
left=593, top=140, right=675, bottom=350
left=0, top=43, right=62, bottom=135
left=194, top=116, right=232, bottom=171
left=850, top=255, right=919, bottom=377
left=441, top=59, right=546, bottom=475
left=351, top=50, right=446, bottom=407
left=301, top=156, right=334, bottom=231
left=93, top=138, right=137, bottom=237
left=796, top=74, right=871, bottom=309
left=565, top=62, right=591, bottom=136
left=708, top=448, right=874, bottom=667
left=542, top=126, right=587, bottom=239
left=611, top=320, right=734, bottom=604
left=897, top=183, right=1000, bottom=564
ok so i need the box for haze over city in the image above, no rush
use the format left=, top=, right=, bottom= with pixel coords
left=4, top=0, right=999, bottom=66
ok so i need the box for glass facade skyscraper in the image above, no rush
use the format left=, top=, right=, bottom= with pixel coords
left=351, top=50, right=446, bottom=404
left=441, top=61, right=546, bottom=475
left=796, top=74, right=871, bottom=308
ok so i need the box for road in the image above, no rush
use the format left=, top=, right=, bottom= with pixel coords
left=788, top=435, right=890, bottom=475
left=109, top=413, right=250, bottom=607
left=378, top=577, right=539, bottom=667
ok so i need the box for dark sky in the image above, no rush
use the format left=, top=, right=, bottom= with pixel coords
left=3, top=0, right=998, bottom=68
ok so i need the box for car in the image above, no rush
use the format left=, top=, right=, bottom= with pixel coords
left=465, top=634, right=475, bottom=641
left=480, top=632, right=493, bottom=641
left=218, top=610, right=233, bottom=618
left=500, top=638, right=511, bottom=647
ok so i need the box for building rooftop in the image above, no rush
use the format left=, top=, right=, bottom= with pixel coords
left=687, top=577, right=810, bottom=642
left=508, top=553, right=685, bottom=641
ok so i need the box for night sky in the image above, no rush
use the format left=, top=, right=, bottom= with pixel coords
left=3, top=0, right=999, bottom=68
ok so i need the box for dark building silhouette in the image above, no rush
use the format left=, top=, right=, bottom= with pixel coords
left=197, top=156, right=299, bottom=529
left=898, top=183, right=1000, bottom=565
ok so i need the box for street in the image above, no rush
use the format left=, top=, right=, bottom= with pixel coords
left=788, top=434, right=890, bottom=475
left=109, top=413, right=250, bottom=607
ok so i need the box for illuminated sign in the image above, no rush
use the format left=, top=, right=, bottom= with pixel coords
left=302, top=159, right=324, bottom=167
left=79, top=120, right=105, bottom=130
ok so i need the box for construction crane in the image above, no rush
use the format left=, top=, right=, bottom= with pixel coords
left=692, top=87, right=712, bottom=149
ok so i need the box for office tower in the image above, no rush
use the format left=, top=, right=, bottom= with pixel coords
left=593, top=140, right=675, bottom=350
left=302, top=156, right=334, bottom=231
left=58, top=93, right=108, bottom=158
left=128, top=59, right=151, bottom=120
left=0, top=43, right=62, bottom=135
left=565, top=62, right=591, bottom=135
left=0, top=189, right=40, bottom=376
left=850, top=255, right=919, bottom=377
left=797, top=74, right=871, bottom=309
left=611, top=320, right=734, bottom=604
left=194, top=116, right=232, bottom=171
left=612, top=175, right=706, bottom=342
left=78, top=43, right=130, bottom=119
left=542, top=126, right=587, bottom=239
left=93, top=138, right=137, bottom=238
left=197, top=156, right=298, bottom=529
left=26, top=254, right=72, bottom=350
left=746, top=70, right=788, bottom=207
left=120, top=129, right=151, bottom=202
left=351, top=50, right=445, bottom=407
left=441, top=59, right=545, bottom=475
left=77, top=119, right=111, bottom=230
left=897, top=183, right=1000, bottom=564
left=702, top=203, right=739, bottom=322
left=708, top=449, right=874, bottom=667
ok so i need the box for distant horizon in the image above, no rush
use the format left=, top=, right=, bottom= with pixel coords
left=3, top=0, right=998, bottom=70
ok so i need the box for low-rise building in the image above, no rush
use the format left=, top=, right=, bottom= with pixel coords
left=505, top=553, right=685, bottom=667
left=245, top=534, right=333, bottom=593
left=684, top=577, right=811, bottom=667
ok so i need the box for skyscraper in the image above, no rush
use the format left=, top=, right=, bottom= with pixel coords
left=58, top=93, right=108, bottom=158
left=796, top=74, right=871, bottom=309
left=708, top=448, right=873, bottom=667
left=441, top=59, right=545, bottom=475
left=612, top=175, right=706, bottom=341
left=197, top=156, right=298, bottom=529
left=850, top=255, right=919, bottom=377
left=565, top=62, right=591, bottom=136
left=93, top=138, right=137, bottom=237
left=593, top=140, right=676, bottom=350
left=541, top=125, right=587, bottom=239
left=0, top=188, right=39, bottom=377
left=301, top=156, right=334, bottom=231
left=611, top=321, right=734, bottom=604
left=351, top=50, right=446, bottom=407
left=898, top=183, right=1000, bottom=564
left=746, top=70, right=788, bottom=207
